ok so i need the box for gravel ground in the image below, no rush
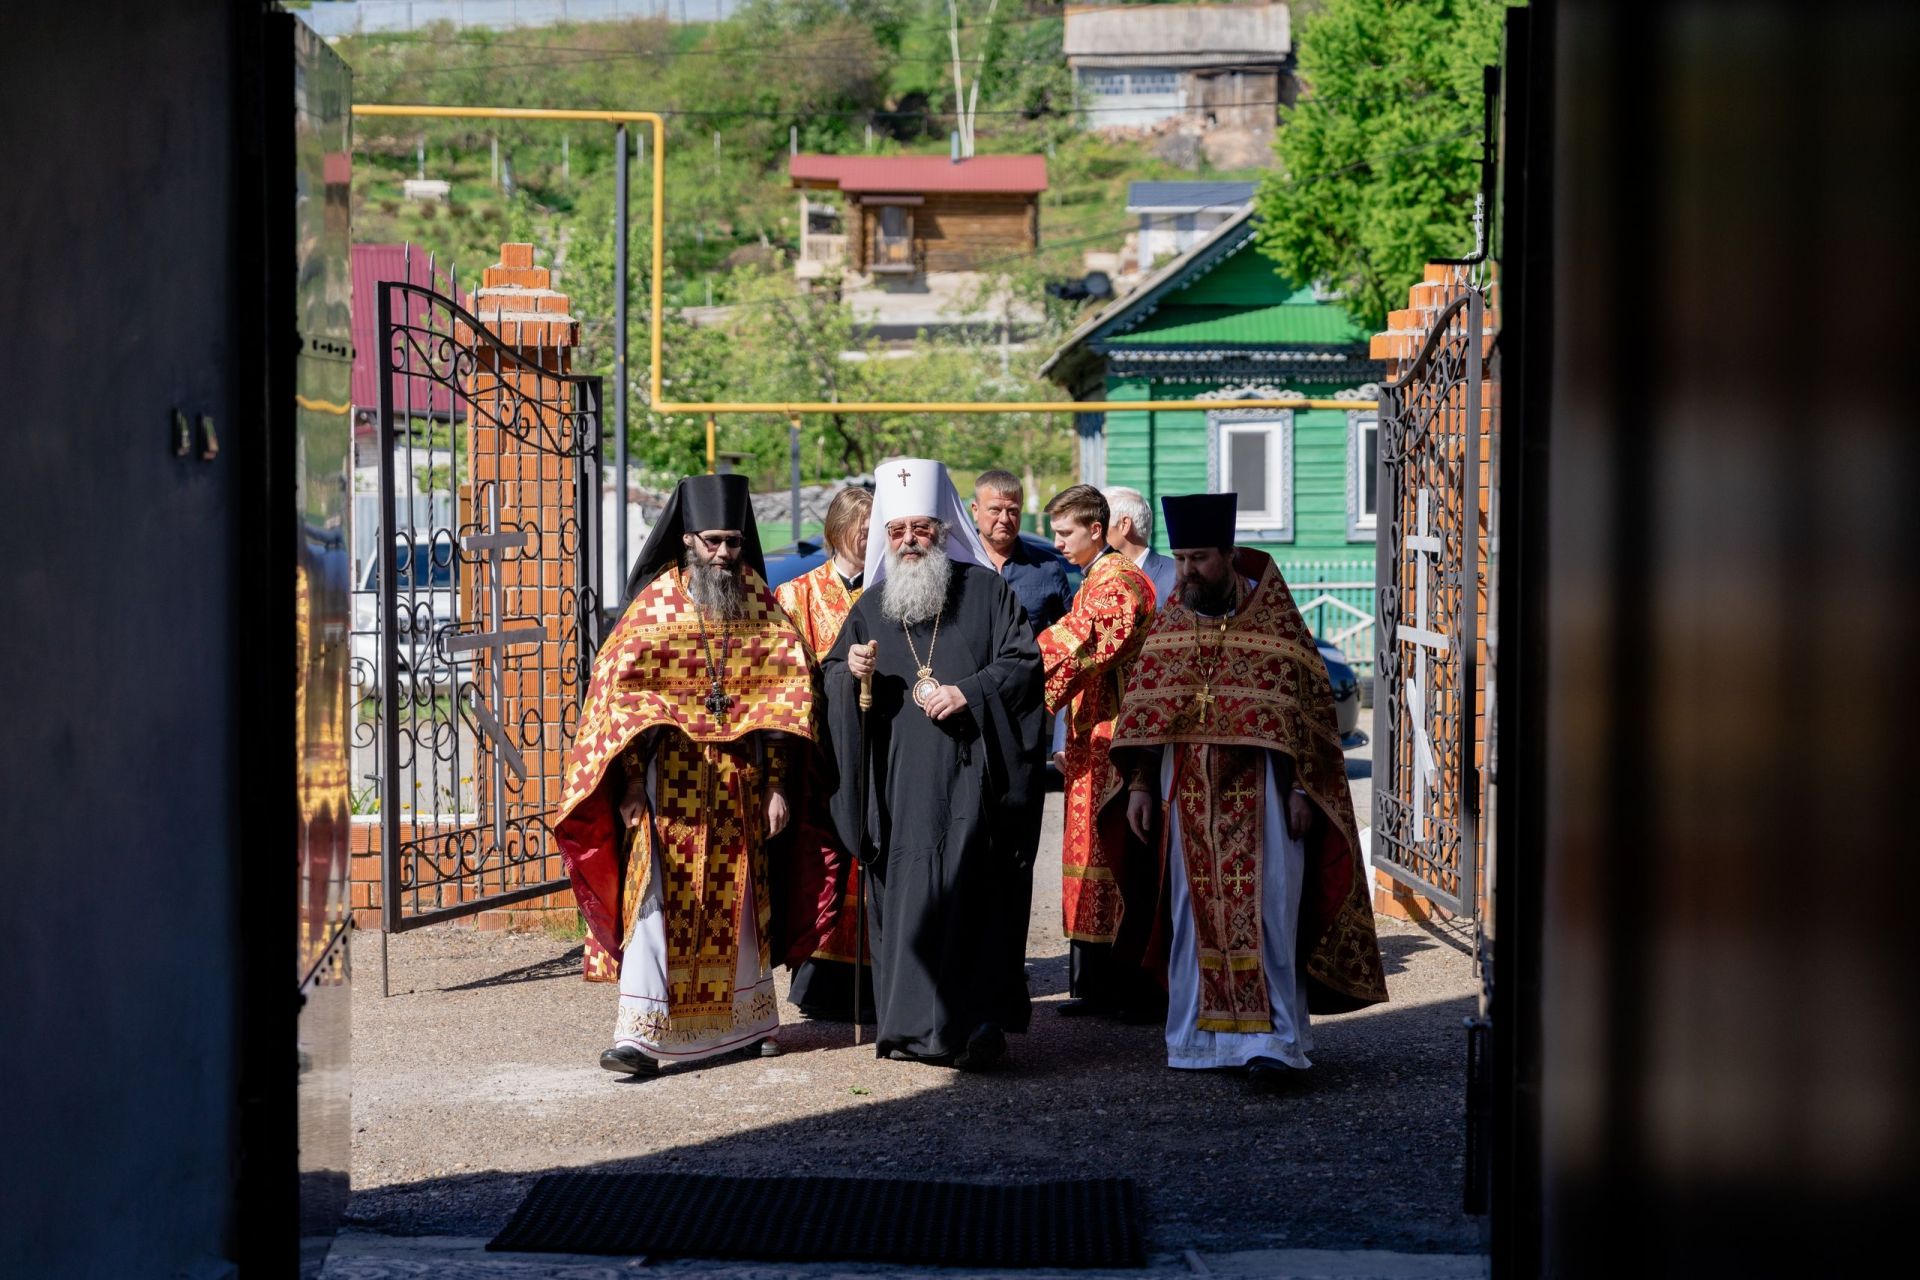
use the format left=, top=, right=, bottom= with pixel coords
left=344, top=735, right=1479, bottom=1258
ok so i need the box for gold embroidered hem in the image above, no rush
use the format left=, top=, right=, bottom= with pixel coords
left=613, top=981, right=779, bottom=1061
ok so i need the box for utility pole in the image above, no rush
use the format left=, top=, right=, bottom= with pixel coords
left=789, top=416, right=803, bottom=547
left=490, top=135, right=499, bottom=188
left=613, top=124, right=630, bottom=600
left=562, top=134, right=570, bottom=182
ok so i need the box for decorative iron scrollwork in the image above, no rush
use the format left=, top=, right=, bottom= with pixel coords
left=357, top=277, right=603, bottom=930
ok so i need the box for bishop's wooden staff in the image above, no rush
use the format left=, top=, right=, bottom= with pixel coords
left=853, top=644, right=874, bottom=1044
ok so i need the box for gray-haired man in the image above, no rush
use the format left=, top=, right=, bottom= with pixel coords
left=1103, top=486, right=1177, bottom=610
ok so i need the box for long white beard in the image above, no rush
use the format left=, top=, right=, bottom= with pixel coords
left=880, top=544, right=952, bottom=626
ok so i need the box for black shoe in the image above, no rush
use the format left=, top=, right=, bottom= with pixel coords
left=599, top=1045, right=659, bottom=1077
left=955, top=1023, right=1008, bottom=1072
left=1056, top=998, right=1113, bottom=1019
left=755, top=1037, right=784, bottom=1058
left=1116, top=1002, right=1168, bottom=1026
left=798, top=1004, right=850, bottom=1022
left=886, top=1047, right=950, bottom=1064
left=1246, top=1057, right=1303, bottom=1094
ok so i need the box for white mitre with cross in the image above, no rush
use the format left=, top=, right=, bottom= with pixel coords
left=862, top=456, right=992, bottom=585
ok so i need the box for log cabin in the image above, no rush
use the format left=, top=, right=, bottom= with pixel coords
left=789, top=153, right=1048, bottom=282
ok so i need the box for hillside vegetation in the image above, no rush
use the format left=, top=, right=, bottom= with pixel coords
left=340, top=1, right=1273, bottom=492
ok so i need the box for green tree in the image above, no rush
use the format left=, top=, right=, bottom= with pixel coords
left=1253, top=0, right=1505, bottom=333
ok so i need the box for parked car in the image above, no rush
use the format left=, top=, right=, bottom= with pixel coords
left=349, top=538, right=462, bottom=691
left=1317, top=638, right=1362, bottom=742
left=763, top=532, right=1080, bottom=593
left=761, top=538, right=827, bottom=587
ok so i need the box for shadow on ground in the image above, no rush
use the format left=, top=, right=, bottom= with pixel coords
left=346, top=991, right=1480, bottom=1257
left=443, top=946, right=589, bottom=993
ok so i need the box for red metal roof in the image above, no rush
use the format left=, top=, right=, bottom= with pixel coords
left=789, top=153, right=1048, bottom=195
left=350, top=244, right=467, bottom=428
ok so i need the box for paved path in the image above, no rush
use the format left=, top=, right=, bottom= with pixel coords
left=332, top=732, right=1482, bottom=1275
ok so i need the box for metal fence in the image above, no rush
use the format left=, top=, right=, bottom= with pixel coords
left=1281, top=559, right=1376, bottom=677
left=306, top=0, right=744, bottom=37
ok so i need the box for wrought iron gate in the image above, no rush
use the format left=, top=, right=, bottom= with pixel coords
left=1372, top=273, right=1488, bottom=918
left=352, top=274, right=602, bottom=938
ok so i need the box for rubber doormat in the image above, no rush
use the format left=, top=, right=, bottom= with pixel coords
left=489, top=1171, right=1146, bottom=1268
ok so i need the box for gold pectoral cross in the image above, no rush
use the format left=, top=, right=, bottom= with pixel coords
left=1195, top=685, right=1216, bottom=724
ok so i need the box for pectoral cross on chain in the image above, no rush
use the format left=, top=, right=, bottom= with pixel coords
left=1194, top=685, right=1216, bottom=724
left=705, top=684, right=733, bottom=719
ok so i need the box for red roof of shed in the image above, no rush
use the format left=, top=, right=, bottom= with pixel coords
left=789, top=153, right=1048, bottom=195
left=350, top=244, right=467, bottom=426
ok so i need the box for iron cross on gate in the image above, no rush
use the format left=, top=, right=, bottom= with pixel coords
left=448, top=487, right=548, bottom=843
left=1396, top=488, right=1448, bottom=843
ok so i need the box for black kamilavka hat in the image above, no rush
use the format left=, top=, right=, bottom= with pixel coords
left=623, top=473, right=765, bottom=603
left=1160, top=492, right=1237, bottom=551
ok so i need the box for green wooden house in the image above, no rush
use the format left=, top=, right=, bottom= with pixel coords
left=1037, top=205, right=1384, bottom=667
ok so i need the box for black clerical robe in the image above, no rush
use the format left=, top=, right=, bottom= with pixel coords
left=822, top=561, right=1047, bottom=1060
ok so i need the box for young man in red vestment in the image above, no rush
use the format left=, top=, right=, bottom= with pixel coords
left=1113, top=492, right=1388, bottom=1091
left=1035, top=484, right=1162, bottom=1020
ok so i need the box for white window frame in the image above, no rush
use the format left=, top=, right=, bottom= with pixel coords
left=1347, top=408, right=1380, bottom=540
left=1206, top=405, right=1294, bottom=543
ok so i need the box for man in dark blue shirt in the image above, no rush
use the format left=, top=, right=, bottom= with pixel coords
left=970, top=469, right=1067, bottom=1012
left=970, top=469, right=1073, bottom=634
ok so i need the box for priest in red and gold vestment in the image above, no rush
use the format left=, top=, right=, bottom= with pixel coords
left=1114, top=492, right=1387, bottom=1091
left=554, top=474, right=814, bottom=1078
left=773, top=485, right=874, bottom=1020
left=1035, top=484, right=1161, bottom=1019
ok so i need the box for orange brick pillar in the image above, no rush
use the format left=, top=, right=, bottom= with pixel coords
left=460, top=242, right=584, bottom=930
left=1369, top=263, right=1501, bottom=924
